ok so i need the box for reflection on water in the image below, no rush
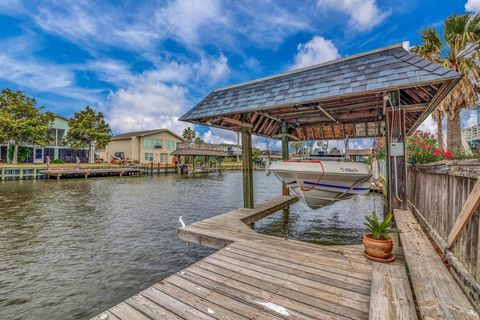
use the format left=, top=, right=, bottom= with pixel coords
left=0, top=172, right=382, bottom=319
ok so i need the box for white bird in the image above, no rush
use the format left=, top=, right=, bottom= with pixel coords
left=178, top=216, right=186, bottom=228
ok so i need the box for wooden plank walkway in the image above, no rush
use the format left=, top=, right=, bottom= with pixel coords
left=395, top=209, right=479, bottom=319
left=92, top=196, right=422, bottom=320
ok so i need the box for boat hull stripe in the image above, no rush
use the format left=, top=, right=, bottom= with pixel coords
left=287, top=180, right=370, bottom=191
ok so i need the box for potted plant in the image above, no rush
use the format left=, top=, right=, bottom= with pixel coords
left=363, top=211, right=394, bottom=262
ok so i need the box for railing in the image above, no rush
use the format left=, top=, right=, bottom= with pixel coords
left=407, top=161, right=480, bottom=310
left=176, top=142, right=227, bottom=152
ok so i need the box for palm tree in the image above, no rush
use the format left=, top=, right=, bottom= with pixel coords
left=412, top=13, right=480, bottom=153
left=291, top=140, right=302, bottom=155
left=432, top=108, right=444, bottom=150
left=182, top=127, right=196, bottom=143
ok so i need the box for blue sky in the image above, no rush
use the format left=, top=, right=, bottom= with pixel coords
left=0, top=0, right=478, bottom=149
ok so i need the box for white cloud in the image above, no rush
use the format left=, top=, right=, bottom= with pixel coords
left=316, top=0, right=388, bottom=31
left=154, top=0, right=225, bottom=46
left=107, top=80, right=189, bottom=134
left=291, top=36, right=340, bottom=70
left=466, top=0, right=480, bottom=12
left=418, top=115, right=437, bottom=134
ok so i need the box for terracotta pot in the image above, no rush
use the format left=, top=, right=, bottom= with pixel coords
left=363, top=234, right=393, bottom=259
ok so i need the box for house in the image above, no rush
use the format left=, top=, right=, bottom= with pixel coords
left=0, top=115, right=89, bottom=163
left=100, top=129, right=184, bottom=164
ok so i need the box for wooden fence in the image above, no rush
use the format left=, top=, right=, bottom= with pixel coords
left=407, top=161, right=480, bottom=310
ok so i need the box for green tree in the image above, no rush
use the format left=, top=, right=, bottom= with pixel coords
left=0, top=89, right=54, bottom=164
left=291, top=140, right=302, bottom=155
left=194, top=136, right=203, bottom=144
left=412, top=13, right=480, bottom=153
left=252, top=147, right=260, bottom=162
left=182, top=127, right=196, bottom=143
left=66, top=106, right=112, bottom=163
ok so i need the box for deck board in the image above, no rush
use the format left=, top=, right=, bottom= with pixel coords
left=395, top=209, right=479, bottom=319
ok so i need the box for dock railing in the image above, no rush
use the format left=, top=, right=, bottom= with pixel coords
left=407, top=160, right=480, bottom=310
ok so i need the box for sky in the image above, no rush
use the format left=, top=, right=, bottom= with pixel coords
left=0, top=0, right=479, bottom=151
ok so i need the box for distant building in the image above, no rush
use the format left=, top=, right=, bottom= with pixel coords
left=100, top=129, right=184, bottom=164
left=218, top=143, right=242, bottom=157
left=0, top=115, right=89, bottom=163
left=461, top=106, right=480, bottom=152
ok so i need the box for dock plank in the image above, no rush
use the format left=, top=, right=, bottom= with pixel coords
left=395, top=209, right=479, bottom=319
left=369, top=261, right=417, bottom=320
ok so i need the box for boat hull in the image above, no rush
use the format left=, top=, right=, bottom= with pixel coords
left=269, top=160, right=371, bottom=209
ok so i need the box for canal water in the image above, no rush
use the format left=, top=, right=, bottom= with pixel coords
left=0, top=171, right=383, bottom=320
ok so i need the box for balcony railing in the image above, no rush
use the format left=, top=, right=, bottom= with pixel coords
left=176, top=142, right=228, bottom=152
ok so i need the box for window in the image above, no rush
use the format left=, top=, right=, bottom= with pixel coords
left=153, top=139, right=163, bottom=148
left=160, top=154, right=168, bottom=163
left=167, top=140, right=175, bottom=149
left=144, top=138, right=153, bottom=149
left=35, top=148, right=43, bottom=160
left=145, top=153, right=153, bottom=161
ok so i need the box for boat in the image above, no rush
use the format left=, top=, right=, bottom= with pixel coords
left=268, top=159, right=372, bottom=209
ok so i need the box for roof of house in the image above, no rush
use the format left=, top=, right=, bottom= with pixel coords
left=111, top=129, right=185, bottom=141
left=179, top=42, right=462, bottom=140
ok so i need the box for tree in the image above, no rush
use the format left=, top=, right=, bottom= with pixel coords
left=194, top=136, right=203, bottom=144
left=252, top=147, right=260, bottom=162
left=66, top=106, right=112, bottom=163
left=412, top=13, right=480, bottom=153
left=432, top=108, right=444, bottom=150
left=0, top=89, right=54, bottom=164
left=291, top=140, right=302, bottom=155
left=182, top=127, right=196, bottom=143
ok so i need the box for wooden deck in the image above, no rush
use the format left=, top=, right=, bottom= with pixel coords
left=42, top=168, right=143, bottom=179
left=92, top=196, right=425, bottom=320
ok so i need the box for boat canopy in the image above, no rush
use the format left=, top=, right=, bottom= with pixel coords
left=180, top=43, right=462, bottom=140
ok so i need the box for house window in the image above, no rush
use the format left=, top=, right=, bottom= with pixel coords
left=160, top=154, right=168, bottom=163
left=145, top=153, right=153, bottom=161
left=167, top=140, right=175, bottom=149
left=144, top=138, right=153, bottom=149
left=153, top=139, right=163, bottom=148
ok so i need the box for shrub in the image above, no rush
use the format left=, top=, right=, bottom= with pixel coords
left=407, top=131, right=454, bottom=164
left=365, top=211, right=393, bottom=240
left=50, top=159, right=65, bottom=164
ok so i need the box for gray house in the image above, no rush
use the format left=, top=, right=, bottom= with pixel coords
left=0, top=115, right=89, bottom=163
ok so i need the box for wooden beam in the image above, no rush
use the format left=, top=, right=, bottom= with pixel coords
left=218, top=116, right=253, bottom=128
left=272, top=133, right=300, bottom=141
left=281, top=122, right=290, bottom=217
left=241, top=114, right=254, bottom=209
left=317, top=105, right=337, bottom=122
left=447, top=178, right=480, bottom=249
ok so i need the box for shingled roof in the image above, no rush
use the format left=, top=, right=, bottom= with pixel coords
left=112, top=129, right=184, bottom=141
left=180, top=43, right=462, bottom=140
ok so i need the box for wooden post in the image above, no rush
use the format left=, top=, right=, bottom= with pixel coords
left=281, top=122, right=290, bottom=217
left=241, top=114, right=254, bottom=209
left=385, top=94, right=407, bottom=211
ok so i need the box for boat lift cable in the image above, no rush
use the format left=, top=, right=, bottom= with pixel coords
left=300, top=160, right=325, bottom=192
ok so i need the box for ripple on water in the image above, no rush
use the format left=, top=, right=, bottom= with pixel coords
left=0, top=171, right=383, bottom=319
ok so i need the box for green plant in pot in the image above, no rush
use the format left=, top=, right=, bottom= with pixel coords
left=363, top=211, right=394, bottom=261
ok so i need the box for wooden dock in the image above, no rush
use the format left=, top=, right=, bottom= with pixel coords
left=43, top=168, right=143, bottom=179
left=89, top=195, right=480, bottom=320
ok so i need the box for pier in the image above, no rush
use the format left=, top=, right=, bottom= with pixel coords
left=42, top=167, right=143, bottom=179
left=92, top=195, right=478, bottom=319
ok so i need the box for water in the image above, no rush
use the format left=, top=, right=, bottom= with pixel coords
left=0, top=172, right=383, bottom=320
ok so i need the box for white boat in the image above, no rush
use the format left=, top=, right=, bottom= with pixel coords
left=268, top=159, right=372, bottom=209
